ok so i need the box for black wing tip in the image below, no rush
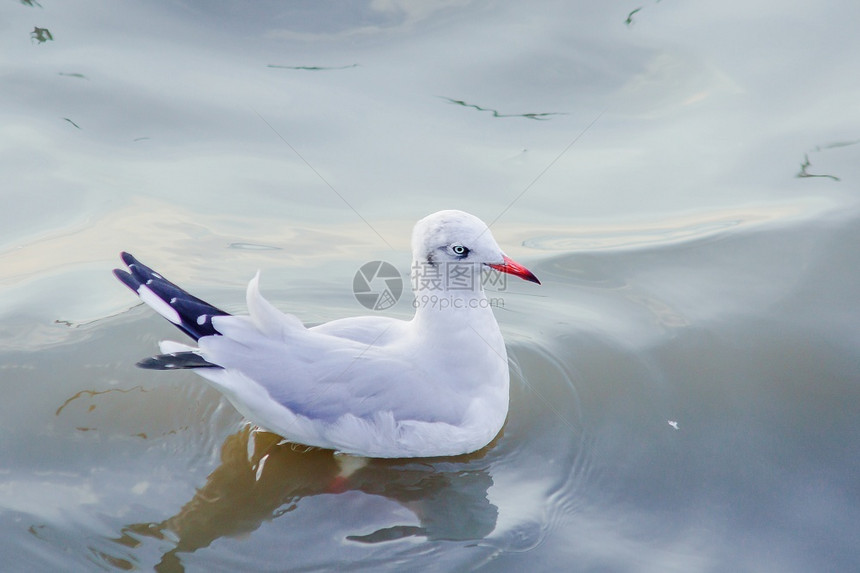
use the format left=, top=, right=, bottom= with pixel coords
left=114, top=250, right=230, bottom=340
left=113, top=268, right=140, bottom=291
left=136, top=352, right=221, bottom=370
left=114, top=252, right=143, bottom=290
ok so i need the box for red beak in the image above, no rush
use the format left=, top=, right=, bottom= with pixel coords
left=488, top=255, right=541, bottom=285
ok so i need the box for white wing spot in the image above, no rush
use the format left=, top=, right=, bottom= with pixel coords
left=152, top=272, right=163, bottom=279
left=197, top=314, right=207, bottom=326
left=138, top=285, right=181, bottom=325
left=170, top=297, right=177, bottom=304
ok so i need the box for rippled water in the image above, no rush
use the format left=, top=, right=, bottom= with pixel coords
left=2, top=1, right=859, bottom=571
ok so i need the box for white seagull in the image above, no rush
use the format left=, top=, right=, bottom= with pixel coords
left=114, top=210, right=540, bottom=458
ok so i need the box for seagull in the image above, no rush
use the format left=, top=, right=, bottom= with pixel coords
left=114, top=210, right=540, bottom=458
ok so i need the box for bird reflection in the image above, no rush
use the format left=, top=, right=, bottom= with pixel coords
left=113, top=427, right=498, bottom=572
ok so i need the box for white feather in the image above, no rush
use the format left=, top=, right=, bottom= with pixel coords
left=138, top=284, right=181, bottom=325
left=136, top=210, right=535, bottom=458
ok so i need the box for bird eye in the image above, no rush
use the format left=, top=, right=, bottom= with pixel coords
left=451, top=244, right=469, bottom=256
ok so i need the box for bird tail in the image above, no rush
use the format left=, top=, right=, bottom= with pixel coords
left=113, top=252, right=230, bottom=342
left=136, top=351, right=220, bottom=370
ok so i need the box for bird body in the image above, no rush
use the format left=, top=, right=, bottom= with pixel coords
left=115, top=210, right=539, bottom=458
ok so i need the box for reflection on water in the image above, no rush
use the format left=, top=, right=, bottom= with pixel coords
left=624, top=0, right=663, bottom=26
left=797, top=140, right=860, bottom=182
left=30, top=27, right=52, bottom=44
left=797, top=154, right=840, bottom=181
left=522, top=200, right=820, bottom=252
left=226, top=242, right=283, bottom=251
left=4, top=209, right=858, bottom=571
left=624, top=7, right=642, bottom=26
left=441, top=97, right=567, bottom=120
left=62, top=117, right=82, bottom=130
left=267, top=63, right=359, bottom=71
left=112, top=427, right=497, bottom=572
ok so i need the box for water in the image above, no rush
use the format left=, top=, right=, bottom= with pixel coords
left=2, top=1, right=859, bottom=571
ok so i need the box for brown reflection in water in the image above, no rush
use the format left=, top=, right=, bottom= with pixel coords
left=111, top=427, right=498, bottom=572
left=55, top=386, right=148, bottom=417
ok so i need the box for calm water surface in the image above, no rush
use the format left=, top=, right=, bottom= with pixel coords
left=1, top=1, right=859, bottom=571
